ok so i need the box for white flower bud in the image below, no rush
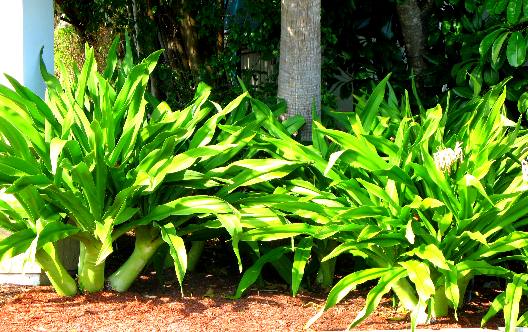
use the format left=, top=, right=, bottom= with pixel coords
left=433, top=142, right=463, bottom=172
left=522, top=158, right=528, bottom=182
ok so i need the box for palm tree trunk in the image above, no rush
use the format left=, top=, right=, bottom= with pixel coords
left=396, top=0, right=427, bottom=83
left=278, top=0, right=321, bottom=142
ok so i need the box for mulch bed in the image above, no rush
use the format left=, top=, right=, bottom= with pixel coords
left=0, top=270, right=504, bottom=332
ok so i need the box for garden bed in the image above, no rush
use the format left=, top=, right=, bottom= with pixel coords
left=0, top=270, right=503, bottom=332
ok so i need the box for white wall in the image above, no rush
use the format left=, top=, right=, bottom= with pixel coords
left=0, top=0, right=54, bottom=98
left=0, top=2, right=24, bottom=89
left=0, top=0, right=54, bottom=285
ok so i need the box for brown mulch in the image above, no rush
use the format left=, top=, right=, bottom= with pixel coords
left=0, top=271, right=503, bottom=332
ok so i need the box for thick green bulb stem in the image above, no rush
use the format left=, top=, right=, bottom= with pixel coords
left=391, top=278, right=428, bottom=324
left=316, top=259, right=336, bottom=288
left=431, top=285, right=449, bottom=318
left=108, top=236, right=162, bottom=292
left=77, top=241, right=105, bottom=293
left=316, top=240, right=338, bottom=288
left=391, top=278, right=419, bottom=311
left=35, top=246, right=78, bottom=297
left=431, top=273, right=473, bottom=318
left=187, top=241, right=205, bottom=272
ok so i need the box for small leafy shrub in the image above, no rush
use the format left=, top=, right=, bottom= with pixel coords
left=231, top=77, right=528, bottom=331
left=0, top=37, right=284, bottom=295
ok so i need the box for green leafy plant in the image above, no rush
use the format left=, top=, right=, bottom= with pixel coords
left=0, top=190, right=79, bottom=296
left=437, top=0, right=528, bottom=105
left=306, top=82, right=528, bottom=329
left=0, top=36, right=167, bottom=293
left=0, top=36, right=272, bottom=295
left=228, top=77, right=528, bottom=330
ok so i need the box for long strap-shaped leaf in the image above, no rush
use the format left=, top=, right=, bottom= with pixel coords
left=189, top=92, right=248, bottom=149
left=350, top=267, right=408, bottom=328
left=232, top=246, right=291, bottom=299
left=1, top=78, right=61, bottom=132
left=305, top=267, right=395, bottom=329
left=481, top=274, right=528, bottom=332
left=157, top=222, right=187, bottom=295
left=115, top=195, right=239, bottom=236
left=291, top=237, right=313, bottom=297
left=0, top=228, right=35, bottom=261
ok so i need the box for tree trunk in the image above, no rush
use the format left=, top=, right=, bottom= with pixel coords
left=396, top=0, right=427, bottom=83
left=179, top=3, right=201, bottom=74
left=129, top=0, right=142, bottom=59
left=278, top=0, right=321, bottom=142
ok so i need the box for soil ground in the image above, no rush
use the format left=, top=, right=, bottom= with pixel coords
left=0, top=271, right=504, bottom=332
left=0, top=241, right=506, bottom=331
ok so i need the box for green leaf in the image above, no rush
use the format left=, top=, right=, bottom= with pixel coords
left=517, top=310, right=528, bottom=326
left=36, top=222, right=79, bottom=251
left=71, top=162, right=100, bottom=219
left=240, top=224, right=319, bottom=242
left=506, top=32, right=527, bottom=67
left=3, top=75, right=62, bottom=133
left=40, top=186, right=96, bottom=232
left=350, top=267, right=408, bottom=328
left=94, top=219, right=114, bottom=265
left=504, top=274, right=528, bottom=332
left=0, top=210, right=25, bottom=233
left=10, top=187, right=43, bottom=227
left=399, top=260, right=434, bottom=300
left=0, top=229, right=35, bottom=261
left=456, top=260, right=511, bottom=277
left=158, top=223, right=188, bottom=294
left=0, top=156, right=40, bottom=178
left=407, top=244, right=450, bottom=270
left=480, top=29, right=507, bottom=57
left=216, top=213, right=243, bottom=272
left=6, top=175, right=50, bottom=194
left=0, top=117, right=35, bottom=163
left=336, top=206, right=389, bottom=220
left=326, top=268, right=393, bottom=309
left=306, top=267, right=393, bottom=329
left=482, top=291, right=506, bottom=327
left=215, top=159, right=302, bottom=196
left=109, top=93, right=147, bottom=165
left=49, top=138, right=67, bottom=175
left=250, top=98, right=292, bottom=140
left=189, top=92, right=248, bottom=148
left=103, top=36, right=120, bottom=80
left=232, top=246, right=290, bottom=299
left=137, top=145, right=236, bottom=192
left=469, top=232, right=528, bottom=259
left=312, top=113, right=328, bottom=158
left=104, top=187, right=138, bottom=227
left=291, top=237, right=313, bottom=296
left=360, top=74, right=391, bottom=132
left=129, top=195, right=236, bottom=229
left=491, top=32, right=511, bottom=67
left=419, top=104, right=442, bottom=145
left=460, top=174, right=494, bottom=206
left=315, top=122, right=388, bottom=171
left=495, top=0, right=509, bottom=14
left=443, top=264, right=460, bottom=315
left=507, top=0, right=523, bottom=24
left=75, top=45, right=95, bottom=106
